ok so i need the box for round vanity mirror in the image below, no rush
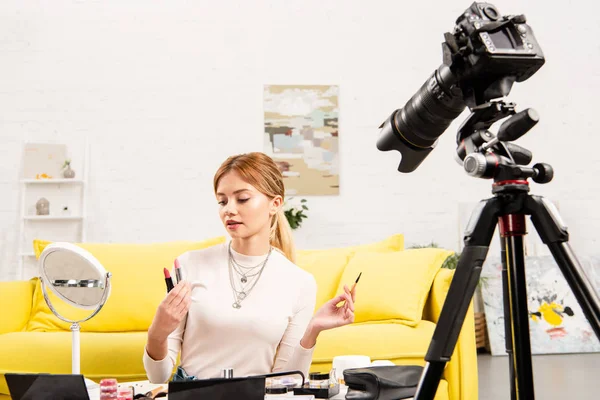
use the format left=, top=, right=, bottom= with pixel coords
left=40, top=242, right=110, bottom=310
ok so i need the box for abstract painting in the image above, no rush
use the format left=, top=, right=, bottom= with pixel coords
left=22, top=143, right=67, bottom=179
left=480, top=255, right=600, bottom=356
left=263, top=85, right=339, bottom=195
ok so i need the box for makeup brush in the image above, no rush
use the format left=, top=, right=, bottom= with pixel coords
left=337, top=272, right=362, bottom=308
left=351, top=272, right=362, bottom=293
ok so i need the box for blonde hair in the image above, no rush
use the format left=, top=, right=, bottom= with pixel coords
left=213, top=152, right=296, bottom=263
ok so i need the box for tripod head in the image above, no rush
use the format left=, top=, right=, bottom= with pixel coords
left=454, top=100, right=554, bottom=192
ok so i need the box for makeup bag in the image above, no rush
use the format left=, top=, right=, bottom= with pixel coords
left=167, top=368, right=305, bottom=400
left=343, top=365, right=423, bottom=400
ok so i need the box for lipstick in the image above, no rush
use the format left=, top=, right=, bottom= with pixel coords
left=164, top=268, right=174, bottom=293
left=174, top=258, right=183, bottom=284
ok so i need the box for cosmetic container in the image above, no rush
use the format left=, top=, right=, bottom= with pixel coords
left=265, top=386, right=288, bottom=397
left=308, top=372, right=330, bottom=389
left=222, top=368, right=234, bottom=379
left=117, top=386, right=133, bottom=400
left=99, top=378, right=118, bottom=399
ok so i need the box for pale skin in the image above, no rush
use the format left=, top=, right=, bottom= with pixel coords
left=146, top=171, right=356, bottom=361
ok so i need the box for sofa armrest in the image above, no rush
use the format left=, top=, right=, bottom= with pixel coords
left=423, top=268, right=478, bottom=400
left=0, top=279, right=36, bottom=334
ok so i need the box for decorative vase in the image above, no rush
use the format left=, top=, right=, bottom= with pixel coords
left=63, top=165, right=75, bottom=179
left=36, top=198, right=50, bottom=215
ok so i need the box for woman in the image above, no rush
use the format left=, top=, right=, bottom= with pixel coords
left=143, top=152, right=356, bottom=383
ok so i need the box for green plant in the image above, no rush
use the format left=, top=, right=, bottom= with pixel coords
left=283, top=198, right=308, bottom=230
left=62, top=159, right=71, bottom=169
left=408, top=241, right=440, bottom=249
left=478, top=275, right=491, bottom=290
left=441, top=252, right=460, bottom=270
left=408, top=241, right=460, bottom=270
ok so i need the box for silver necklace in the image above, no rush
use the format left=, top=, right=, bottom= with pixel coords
left=228, top=243, right=272, bottom=309
left=229, top=256, right=264, bottom=283
left=228, top=254, right=269, bottom=309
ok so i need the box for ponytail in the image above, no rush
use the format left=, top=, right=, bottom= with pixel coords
left=270, top=208, right=296, bottom=263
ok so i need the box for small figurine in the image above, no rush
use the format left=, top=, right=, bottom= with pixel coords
left=36, top=198, right=50, bottom=215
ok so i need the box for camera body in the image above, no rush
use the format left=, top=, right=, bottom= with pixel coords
left=377, top=2, right=545, bottom=173
left=445, top=2, right=545, bottom=106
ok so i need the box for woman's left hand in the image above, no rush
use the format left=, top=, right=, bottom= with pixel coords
left=311, top=284, right=356, bottom=332
left=300, top=285, right=357, bottom=349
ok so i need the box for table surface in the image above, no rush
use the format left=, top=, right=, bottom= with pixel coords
left=87, top=380, right=350, bottom=399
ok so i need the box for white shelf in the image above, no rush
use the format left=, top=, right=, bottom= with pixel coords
left=23, top=215, right=83, bottom=221
left=17, top=141, right=90, bottom=280
left=21, top=178, right=84, bottom=184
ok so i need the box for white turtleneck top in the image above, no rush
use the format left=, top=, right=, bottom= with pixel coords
left=143, top=242, right=317, bottom=383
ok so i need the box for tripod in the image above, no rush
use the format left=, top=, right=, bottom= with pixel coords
left=411, top=101, right=600, bottom=400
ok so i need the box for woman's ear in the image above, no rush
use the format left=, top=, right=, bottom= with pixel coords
left=270, top=196, right=283, bottom=215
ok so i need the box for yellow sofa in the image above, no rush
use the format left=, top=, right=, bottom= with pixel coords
left=0, top=234, right=477, bottom=400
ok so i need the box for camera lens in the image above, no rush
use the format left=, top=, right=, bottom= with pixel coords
left=397, top=65, right=465, bottom=147
left=377, top=64, right=466, bottom=172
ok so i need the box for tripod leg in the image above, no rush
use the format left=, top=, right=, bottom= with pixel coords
left=414, top=198, right=500, bottom=400
left=527, top=195, right=600, bottom=339
left=499, top=235, right=516, bottom=399
left=499, top=215, right=535, bottom=400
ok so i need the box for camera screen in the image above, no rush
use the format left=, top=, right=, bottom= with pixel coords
left=488, top=28, right=523, bottom=50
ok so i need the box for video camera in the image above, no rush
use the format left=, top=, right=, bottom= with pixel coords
left=377, top=2, right=545, bottom=173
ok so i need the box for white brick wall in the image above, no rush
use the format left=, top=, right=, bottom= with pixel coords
left=2, top=0, right=600, bottom=280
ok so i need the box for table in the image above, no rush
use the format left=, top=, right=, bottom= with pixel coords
left=87, top=380, right=349, bottom=399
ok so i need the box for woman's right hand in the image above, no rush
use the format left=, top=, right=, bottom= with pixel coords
left=148, top=281, right=192, bottom=341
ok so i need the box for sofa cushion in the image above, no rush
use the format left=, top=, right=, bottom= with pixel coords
left=335, top=248, right=454, bottom=325
left=297, top=234, right=404, bottom=309
left=350, top=234, right=404, bottom=253
left=28, top=237, right=225, bottom=332
left=0, top=280, right=36, bottom=334
left=312, top=319, right=437, bottom=366
left=0, top=331, right=151, bottom=396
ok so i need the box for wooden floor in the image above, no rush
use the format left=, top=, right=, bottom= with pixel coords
left=477, top=352, right=600, bottom=399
